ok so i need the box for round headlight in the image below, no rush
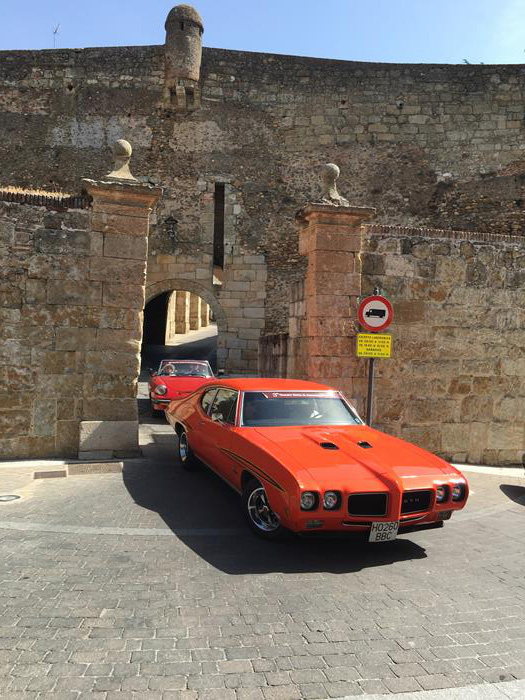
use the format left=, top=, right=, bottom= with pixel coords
left=155, top=385, right=167, bottom=396
left=452, top=484, right=465, bottom=501
left=323, top=491, right=339, bottom=510
left=301, top=492, right=317, bottom=511
left=436, top=485, right=447, bottom=503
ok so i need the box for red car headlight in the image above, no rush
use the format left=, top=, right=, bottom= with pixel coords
left=452, top=484, right=466, bottom=501
left=436, top=485, right=449, bottom=503
left=155, top=385, right=168, bottom=396
left=300, top=492, right=319, bottom=511
left=323, top=491, right=341, bottom=510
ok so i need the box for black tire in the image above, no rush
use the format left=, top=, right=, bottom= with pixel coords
left=242, top=478, right=285, bottom=540
left=178, top=430, right=196, bottom=470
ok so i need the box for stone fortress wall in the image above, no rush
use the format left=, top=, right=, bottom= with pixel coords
left=0, top=172, right=161, bottom=460
left=1, top=12, right=525, bottom=348
left=364, top=225, right=524, bottom=465
left=0, top=4, right=523, bottom=463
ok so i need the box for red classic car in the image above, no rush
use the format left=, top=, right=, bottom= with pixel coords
left=165, top=378, right=469, bottom=540
left=148, top=359, right=214, bottom=415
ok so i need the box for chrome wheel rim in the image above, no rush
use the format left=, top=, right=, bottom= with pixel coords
left=247, top=487, right=280, bottom=532
left=179, top=433, right=188, bottom=462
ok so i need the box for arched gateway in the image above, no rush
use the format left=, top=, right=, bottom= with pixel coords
left=145, top=278, right=227, bottom=332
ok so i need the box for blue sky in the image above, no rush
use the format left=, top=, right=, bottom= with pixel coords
left=0, top=0, right=523, bottom=64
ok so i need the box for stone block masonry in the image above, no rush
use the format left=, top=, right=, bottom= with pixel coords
left=362, top=224, right=525, bottom=466
left=289, top=203, right=375, bottom=413
left=0, top=168, right=160, bottom=460
left=1, top=5, right=524, bottom=462
left=3, top=8, right=525, bottom=339
left=272, top=206, right=524, bottom=466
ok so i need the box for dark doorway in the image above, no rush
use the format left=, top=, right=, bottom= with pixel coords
left=143, top=292, right=169, bottom=345
left=140, top=289, right=219, bottom=375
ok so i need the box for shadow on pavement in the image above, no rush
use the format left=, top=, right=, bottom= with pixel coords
left=137, top=397, right=167, bottom=425
left=123, top=450, right=427, bottom=575
left=500, top=484, right=525, bottom=506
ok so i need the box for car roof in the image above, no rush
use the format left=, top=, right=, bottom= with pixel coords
left=202, top=378, right=336, bottom=392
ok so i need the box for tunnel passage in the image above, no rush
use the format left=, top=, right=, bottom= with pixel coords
left=141, top=289, right=218, bottom=373
left=142, top=292, right=169, bottom=345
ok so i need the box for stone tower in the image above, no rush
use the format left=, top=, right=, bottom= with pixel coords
left=164, top=4, right=204, bottom=110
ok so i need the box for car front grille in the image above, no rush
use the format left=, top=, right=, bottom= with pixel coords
left=401, top=490, right=432, bottom=514
left=348, top=493, right=388, bottom=517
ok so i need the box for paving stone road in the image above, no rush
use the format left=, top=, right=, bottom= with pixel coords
left=1, top=408, right=525, bottom=700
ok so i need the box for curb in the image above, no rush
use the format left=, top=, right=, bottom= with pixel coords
left=30, top=458, right=148, bottom=480
left=454, top=463, right=525, bottom=478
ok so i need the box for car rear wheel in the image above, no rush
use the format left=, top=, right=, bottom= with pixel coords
left=242, top=478, right=285, bottom=540
left=178, top=430, right=196, bottom=470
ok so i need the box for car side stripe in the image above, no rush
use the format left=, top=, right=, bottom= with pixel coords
left=220, top=448, right=285, bottom=492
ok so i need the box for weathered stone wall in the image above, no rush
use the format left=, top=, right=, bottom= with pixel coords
left=1, top=40, right=525, bottom=339
left=0, top=200, right=92, bottom=458
left=0, top=176, right=159, bottom=460
left=262, top=219, right=523, bottom=466
left=362, top=225, right=524, bottom=466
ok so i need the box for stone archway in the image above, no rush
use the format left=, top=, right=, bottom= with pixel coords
left=145, top=278, right=227, bottom=334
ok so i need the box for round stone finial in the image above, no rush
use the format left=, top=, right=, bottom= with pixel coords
left=106, top=139, right=137, bottom=181
left=320, top=162, right=349, bottom=207
left=113, top=139, right=132, bottom=158
left=322, top=163, right=340, bottom=182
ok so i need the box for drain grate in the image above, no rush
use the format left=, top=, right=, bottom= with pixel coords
left=0, top=495, right=21, bottom=502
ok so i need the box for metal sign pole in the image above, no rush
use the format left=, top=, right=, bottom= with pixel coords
left=366, top=357, right=375, bottom=426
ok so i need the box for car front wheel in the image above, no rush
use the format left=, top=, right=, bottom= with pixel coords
left=242, top=478, right=285, bottom=540
left=178, top=430, right=196, bottom=470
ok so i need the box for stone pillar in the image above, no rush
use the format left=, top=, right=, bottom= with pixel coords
left=189, top=293, right=201, bottom=331
left=165, top=291, right=177, bottom=343
left=78, top=143, right=161, bottom=459
left=295, top=202, right=375, bottom=413
left=200, top=301, right=209, bottom=328
left=175, top=291, right=190, bottom=334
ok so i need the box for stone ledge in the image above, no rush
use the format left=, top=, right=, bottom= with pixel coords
left=31, top=457, right=148, bottom=479
left=33, top=469, right=67, bottom=479
left=68, top=461, right=124, bottom=475
left=366, top=223, right=524, bottom=244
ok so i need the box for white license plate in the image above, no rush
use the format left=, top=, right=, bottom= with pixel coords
left=369, top=521, right=399, bottom=542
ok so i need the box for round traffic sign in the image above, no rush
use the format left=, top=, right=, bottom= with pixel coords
left=358, top=295, right=393, bottom=332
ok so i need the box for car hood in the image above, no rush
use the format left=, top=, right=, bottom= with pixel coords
left=153, top=376, right=210, bottom=396
left=250, top=424, right=460, bottom=491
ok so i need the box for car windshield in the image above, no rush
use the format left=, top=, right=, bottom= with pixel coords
left=242, top=391, right=361, bottom=427
left=159, top=361, right=212, bottom=377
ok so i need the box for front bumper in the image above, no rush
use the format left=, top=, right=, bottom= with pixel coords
left=286, top=504, right=462, bottom=535
left=151, top=398, right=170, bottom=410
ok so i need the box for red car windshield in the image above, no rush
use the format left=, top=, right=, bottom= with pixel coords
left=159, top=362, right=212, bottom=378
left=242, top=391, right=361, bottom=427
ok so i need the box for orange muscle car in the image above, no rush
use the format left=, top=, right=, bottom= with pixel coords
left=165, top=378, right=469, bottom=540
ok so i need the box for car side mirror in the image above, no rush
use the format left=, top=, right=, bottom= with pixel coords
left=217, top=369, right=225, bottom=376
left=211, top=412, right=224, bottom=422
left=149, top=370, right=157, bottom=377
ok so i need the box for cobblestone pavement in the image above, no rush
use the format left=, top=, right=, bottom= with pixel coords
left=1, top=415, right=525, bottom=700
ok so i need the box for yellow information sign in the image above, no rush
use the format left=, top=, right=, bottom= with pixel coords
left=357, top=333, right=392, bottom=358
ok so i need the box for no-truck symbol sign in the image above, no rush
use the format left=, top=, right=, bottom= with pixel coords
left=358, top=295, right=393, bottom=333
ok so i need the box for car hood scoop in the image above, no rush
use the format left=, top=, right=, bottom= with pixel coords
left=357, top=440, right=373, bottom=449
left=252, top=425, right=454, bottom=484
left=320, top=441, right=339, bottom=450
